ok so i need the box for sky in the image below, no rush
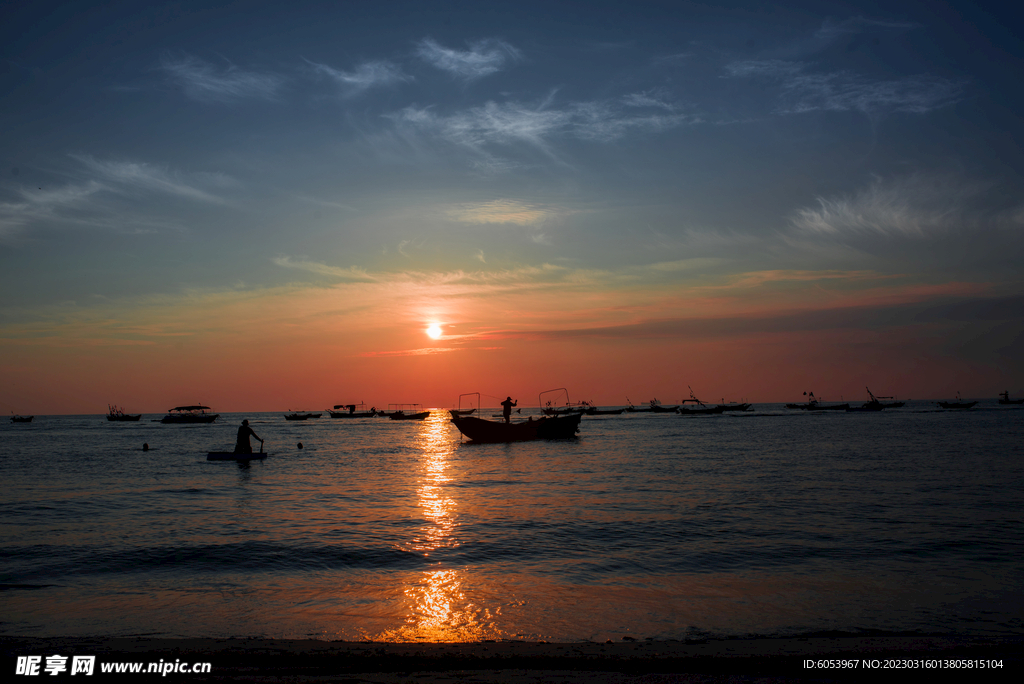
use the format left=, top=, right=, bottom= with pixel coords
left=1, top=0, right=1022, bottom=414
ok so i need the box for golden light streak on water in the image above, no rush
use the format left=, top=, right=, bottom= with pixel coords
left=377, top=411, right=504, bottom=641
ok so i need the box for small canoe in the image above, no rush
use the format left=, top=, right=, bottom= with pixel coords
left=207, top=452, right=268, bottom=461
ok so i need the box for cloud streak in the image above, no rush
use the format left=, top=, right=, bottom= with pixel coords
left=725, top=60, right=963, bottom=115
left=307, top=59, right=410, bottom=94
left=390, top=98, right=698, bottom=159
left=416, top=38, right=521, bottom=79
left=161, top=54, right=284, bottom=103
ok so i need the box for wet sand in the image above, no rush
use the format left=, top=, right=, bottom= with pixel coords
left=3, top=635, right=1021, bottom=682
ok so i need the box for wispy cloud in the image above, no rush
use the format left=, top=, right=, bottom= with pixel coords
left=790, top=175, right=980, bottom=238
left=359, top=347, right=458, bottom=357
left=72, top=155, right=232, bottom=204
left=447, top=199, right=559, bottom=226
left=271, top=256, right=377, bottom=282
left=725, top=60, right=963, bottom=115
left=390, top=98, right=697, bottom=158
left=160, top=54, right=284, bottom=103
left=306, top=59, right=410, bottom=95
left=416, top=38, right=521, bottom=80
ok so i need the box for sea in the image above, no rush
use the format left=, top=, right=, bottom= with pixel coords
left=2, top=402, right=1023, bottom=643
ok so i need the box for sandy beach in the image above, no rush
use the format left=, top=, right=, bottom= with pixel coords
left=4, top=635, right=1021, bottom=682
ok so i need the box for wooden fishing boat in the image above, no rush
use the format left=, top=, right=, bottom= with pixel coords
left=785, top=392, right=849, bottom=411
left=387, top=404, right=430, bottom=420
left=284, top=412, right=322, bottom=420
left=540, top=388, right=583, bottom=416
left=648, top=399, right=678, bottom=413
left=159, top=405, right=219, bottom=423
left=10, top=414, right=33, bottom=423
left=327, top=403, right=379, bottom=418
left=852, top=387, right=905, bottom=412
left=450, top=393, right=480, bottom=418
left=998, top=391, right=1024, bottom=405
left=107, top=404, right=142, bottom=421
left=451, top=413, right=582, bottom=443
left=937, top=392, right=977, bottom=409
left=677, top=387, right=726, bottom=415
left=715, top=401, right=752, bottom=412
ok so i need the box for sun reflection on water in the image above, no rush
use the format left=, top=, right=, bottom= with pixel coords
left=376, top=410, right=505, bottom=642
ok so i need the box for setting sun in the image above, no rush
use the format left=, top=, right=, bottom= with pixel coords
left=426, top=323, right=442, bottom=339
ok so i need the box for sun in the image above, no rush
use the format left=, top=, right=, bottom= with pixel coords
left=426, top=323, right=443, bottom=339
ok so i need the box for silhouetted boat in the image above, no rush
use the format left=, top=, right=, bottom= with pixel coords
left=624, top=397, right=651, bottom=413
left=451, top=413, right=583, bottom=443
left=785, top=392, right=849, bottom=411
left=998, top=391, right=1024, bottom=405
left=715, top=401, right=752, bottom=412
left=328, top=403, right=379, bottom=417
left=284, top=412, right=321, bottom=421
left=647, top=399, right=678, bottom=413
left=107, top=404, right=142, bottom=421
left=937, top=393, right=977, bottom=409
left=208, top=442, right=268, bottom=460
left=851, top=387, right=904, bottom=412
left=387, top=404, right=430, bottom=420
left=677, top=386, right=726, bottom=415
left=207, top=452, right=267, bottom=461
left=10, top=414, right=33, bottom=423
left=540, top=388, right=585, bottom=415
left=449, top=408, right=477, bottom=416
left=159, top=405, right=219, bottom=423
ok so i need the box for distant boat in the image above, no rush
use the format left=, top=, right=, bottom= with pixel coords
left=284, top=412, right=322, bottom=421
left=328, top=403, right=379, bottom=418
left=540, top=387, right=585, bottom=416
left=849, top=387, right=905, bottom=412
left=449, top=393, right=481, bottom=418
left=387, top=404, right=430, bottom=420
left=677, top=386, right=726, bottom=415
left=998, top=391, right=1024, bottom=405
left=159, top=405, right=219, bottom=424
left=107, top=404, right=142, bottom=421
left=624, top=397, right=651, bottom=413
left=715, top=401, right=752, bottom=412
left=937, top=392, right=977, bottom=409
left=785, top=392, right=849, bottom=411
left=451, top=413, right=582, bottom=443
left=10, top=414, right=33, bottom=423
left=647, top=399, right=678, bottom=413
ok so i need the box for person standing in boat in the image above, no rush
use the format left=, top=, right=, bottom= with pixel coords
left=501, top=396, right=517, bottom=424
left=234, top=419, right=263, bottom=454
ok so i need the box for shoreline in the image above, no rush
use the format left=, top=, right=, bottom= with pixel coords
left=4, top=635, right=1022, bottom=681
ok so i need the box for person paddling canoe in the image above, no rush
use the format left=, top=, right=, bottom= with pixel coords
left=234, top=419, right=263, bottom=454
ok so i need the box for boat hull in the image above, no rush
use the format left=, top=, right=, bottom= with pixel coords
left=390, top=411, right=430, bottom=420
left=207, top=452, right=268, bottom=461
left=451, top=413, right=582, bottom=443
left=937, top=401, right=977, bottom=409
left=161, top=415, right=219, bottom=424
left=107, top=414, right=142, bottom=421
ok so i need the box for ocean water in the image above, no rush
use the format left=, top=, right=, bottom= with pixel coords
left=2, top=403, right=1023, bottom=642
